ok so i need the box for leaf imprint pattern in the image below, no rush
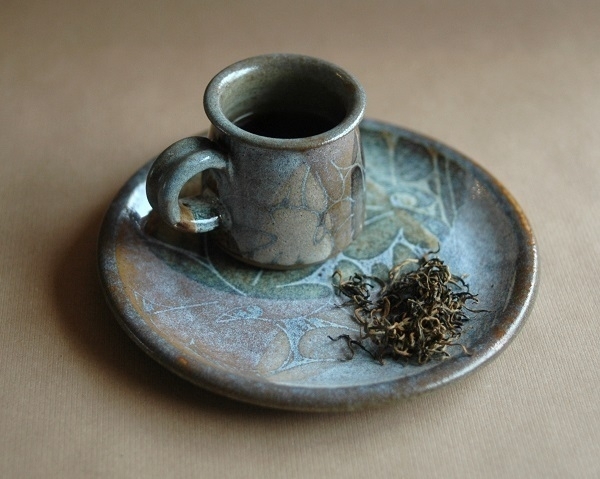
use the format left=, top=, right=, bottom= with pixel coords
left=125, top=123, right=467, bottom=378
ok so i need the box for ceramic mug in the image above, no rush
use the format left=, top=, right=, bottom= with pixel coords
left=146, top=53, right=366, bottom=269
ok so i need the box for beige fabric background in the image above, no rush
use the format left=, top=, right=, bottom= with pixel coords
left=1, top=0, right=599, bottom=477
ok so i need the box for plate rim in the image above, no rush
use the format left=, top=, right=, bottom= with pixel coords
left=98, top=119, right=539, bottom=412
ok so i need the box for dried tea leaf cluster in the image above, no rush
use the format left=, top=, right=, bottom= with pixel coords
left=331, top=255, right=479, bottom=364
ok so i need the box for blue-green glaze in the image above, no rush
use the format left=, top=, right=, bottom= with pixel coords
left=146, top=54, right=367, bottom=269
left=98, top=120, right=539, bottom=412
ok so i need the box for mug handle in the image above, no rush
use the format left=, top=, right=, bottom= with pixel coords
left=146, top=136, right=227, bottom=233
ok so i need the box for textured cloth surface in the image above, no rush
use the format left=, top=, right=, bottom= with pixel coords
left=1, top=1, right=599, bottom=477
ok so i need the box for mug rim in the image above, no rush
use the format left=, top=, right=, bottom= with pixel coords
left=203, top=53, right=366, bottom=149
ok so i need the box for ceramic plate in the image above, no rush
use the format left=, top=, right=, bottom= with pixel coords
left=98, top=119, right=538, bottom=412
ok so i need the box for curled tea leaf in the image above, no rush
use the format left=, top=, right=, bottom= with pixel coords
left=332, top=255, right=480, bottom=364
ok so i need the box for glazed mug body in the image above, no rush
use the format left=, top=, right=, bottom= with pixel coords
left=146, top=54, right=366, bottom=269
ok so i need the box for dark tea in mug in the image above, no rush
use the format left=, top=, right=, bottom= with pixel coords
left=234, top=110, right=340, bottom=139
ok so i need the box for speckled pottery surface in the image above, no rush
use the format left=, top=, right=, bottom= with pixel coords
left=98, top=119, right=538, bottom=412
left=146, top=54, right=367, bottom=269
